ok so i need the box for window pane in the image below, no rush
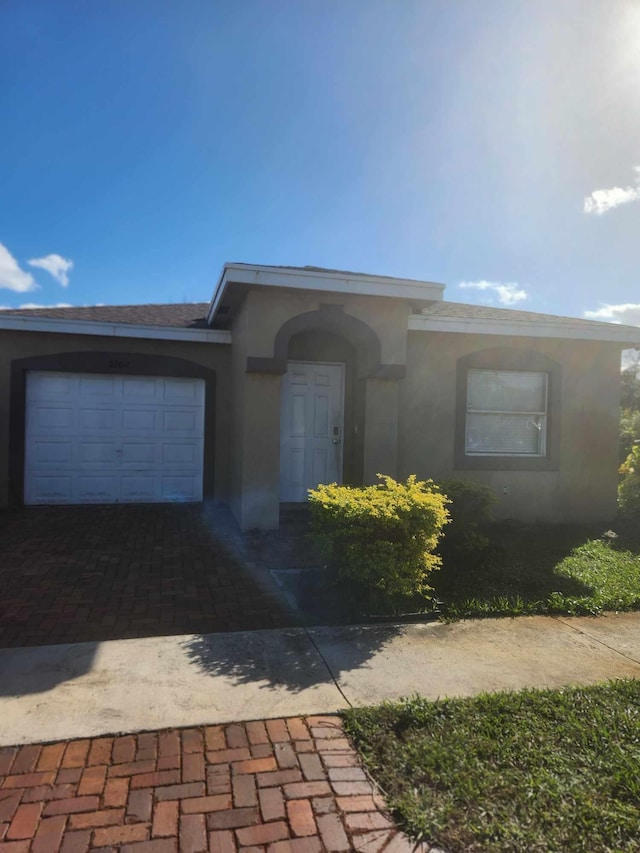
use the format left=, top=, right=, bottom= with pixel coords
left=468, top=370, right=546, bottom=413
left=466, top=413, right=545, bottom=455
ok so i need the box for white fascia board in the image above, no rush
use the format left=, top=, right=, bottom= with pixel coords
left=207, top=263, right=445, bottom=324
left=408, top=313, right=640, bottom=345
left=0, top=314, right=232, bottom=344
left=207, top=264, right=230, bottom=325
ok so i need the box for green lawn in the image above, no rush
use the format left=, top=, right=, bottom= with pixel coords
left=343, top=680, right=640, bottom=852
left=436, top=521, right=640, bottom=619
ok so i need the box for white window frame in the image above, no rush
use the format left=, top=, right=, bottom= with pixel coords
left=465, top=369, right=548, bottom=457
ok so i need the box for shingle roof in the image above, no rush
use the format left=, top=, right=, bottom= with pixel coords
left=0, top=303, right=210, bottom=328
left=421, top=300, right=627, bottom=331
left=1, top=297, right=636, bottom=339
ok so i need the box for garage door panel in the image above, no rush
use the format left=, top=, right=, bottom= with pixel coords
left=121, top=443, right=156, bottom=464
left=30, top=476, right=73, bottom=502
left=163, top=410, right=200, bottom=433
left=162, top=443, right=200, bottom=465
left=163, top=378, right=203, bottom=403
left=121, top=409, right=158, bottom=431
left=79, top=375, right=117, bottom=397
left=78, top=442, right=120, bottom=465
left=76, top=476, right=120, bottom=502
left=161, top=475, right=200, bottom=501
left=120, top=475, right=157, bottom=501
left=32, top=441, right=74, bottom=465
left=25, top=371, right=205, bottom=505
left=30, top=405, right=75, bottom=430
left=78, top=408, right=116, bottom=430
left=28, top=374, right=77, bottom=399
left=123, top=376, right=159, bottom=400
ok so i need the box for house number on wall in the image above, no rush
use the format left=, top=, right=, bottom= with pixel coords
left=108, top=359, right=131, bottom=369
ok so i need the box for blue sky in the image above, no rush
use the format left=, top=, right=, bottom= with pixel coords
left=1, top=0, right=640, bottom=325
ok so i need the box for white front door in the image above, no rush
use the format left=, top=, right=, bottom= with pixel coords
left=24, top=371, right=205, bottom=504
left=280, top=361, right=344, bottom=502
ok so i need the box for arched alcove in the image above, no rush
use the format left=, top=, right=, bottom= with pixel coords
left=274, top=305, right=382, bottom=379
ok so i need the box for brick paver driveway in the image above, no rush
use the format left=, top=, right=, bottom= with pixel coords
left=0, top=716, right=421, bottom=853
left=0, top=505, right=291, bottom=648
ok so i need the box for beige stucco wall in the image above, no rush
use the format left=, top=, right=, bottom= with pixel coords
left=0, top=305, right=624, bottom=529
left=228, top=302, right=282, bottom=529
left=241, top=287, right=410, bottom=366
left=230, top=290, right=624, bottom=528
left=399, top=331, right=622, bottom=522
left=0, top=330, right=232, bottom=507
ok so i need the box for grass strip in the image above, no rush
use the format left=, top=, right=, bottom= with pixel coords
left=343, top=680, right=640, bottom=852
left=437, top=526, right=640, bottom=619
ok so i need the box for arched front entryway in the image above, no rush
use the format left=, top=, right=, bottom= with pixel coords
left=280, top=330, right=360, bottom=501
left=237, top=301, right=407, bottom=530
left=273, top=306, right=383, bottom=502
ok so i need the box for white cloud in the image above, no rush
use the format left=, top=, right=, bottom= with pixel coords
left=584, top=166, right=640, bottom=215
left=584, top=186, right=640, bottom=215
left=17, top=302, right=73, bottom=309
left=459, top=280, right=528, bottom=306
left=584, top=303, right=640, bottom=325
left=0, top=243, right=38, bottom=293
left=28, top=253, right=74, bottom=287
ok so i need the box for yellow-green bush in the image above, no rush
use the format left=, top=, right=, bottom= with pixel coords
left=308, top=475, right=450, bottom=615
left=619, top=445, right=640, bottom=516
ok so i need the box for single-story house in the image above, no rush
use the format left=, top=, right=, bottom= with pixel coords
left=0, top=262, right=638, bottom=530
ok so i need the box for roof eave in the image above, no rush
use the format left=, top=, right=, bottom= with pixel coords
left=409, top=313, right=640, bottom=345
left=0, top=313, right=231, bottom=344
left=207, top=262, right=446, bottom=326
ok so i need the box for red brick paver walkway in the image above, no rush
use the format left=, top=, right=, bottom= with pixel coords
left=0, top=717, right=425, bottom=852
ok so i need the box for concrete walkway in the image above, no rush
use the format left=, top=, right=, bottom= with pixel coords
left=2, top=612, right=640, bottom=746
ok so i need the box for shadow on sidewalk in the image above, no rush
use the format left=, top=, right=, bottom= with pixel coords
left=181, top=624, right=404, bottom=694
left=0, top=641, right=98, bottom=696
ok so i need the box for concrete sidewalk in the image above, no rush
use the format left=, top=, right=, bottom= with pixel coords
left=2, top=612, right=640, bottom=746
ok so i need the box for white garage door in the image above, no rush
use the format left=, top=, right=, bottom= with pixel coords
left=25, top=371, right=205, bottom=505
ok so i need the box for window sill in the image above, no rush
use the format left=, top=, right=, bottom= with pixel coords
left=454, top=454, right=559, bottom=472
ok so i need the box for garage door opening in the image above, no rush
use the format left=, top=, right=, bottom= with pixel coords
left=24, top=371, right=205, bottom=504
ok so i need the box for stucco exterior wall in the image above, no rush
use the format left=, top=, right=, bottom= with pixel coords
left=399, top=331, right=622, bottom=522
left=229, top=305, right=249, bottom=525
left=228, top=298, right=283, bottom=530
left=0, top=305, right=625, bottom=528
left=0, top=330, right=231, bottom=507
left=242, top=287, right=410, bottom=366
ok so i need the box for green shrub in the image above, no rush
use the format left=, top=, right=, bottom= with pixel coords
left=435, top=479, right=495, bottom=566
left=619, top=445, right=640, bottom=516
left=308, top=475, right=450, bottom=615
left=620, top=410, right=640, bottom=462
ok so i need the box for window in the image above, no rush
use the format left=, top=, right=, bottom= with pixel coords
left=465, top=369, right=547, bottom=456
